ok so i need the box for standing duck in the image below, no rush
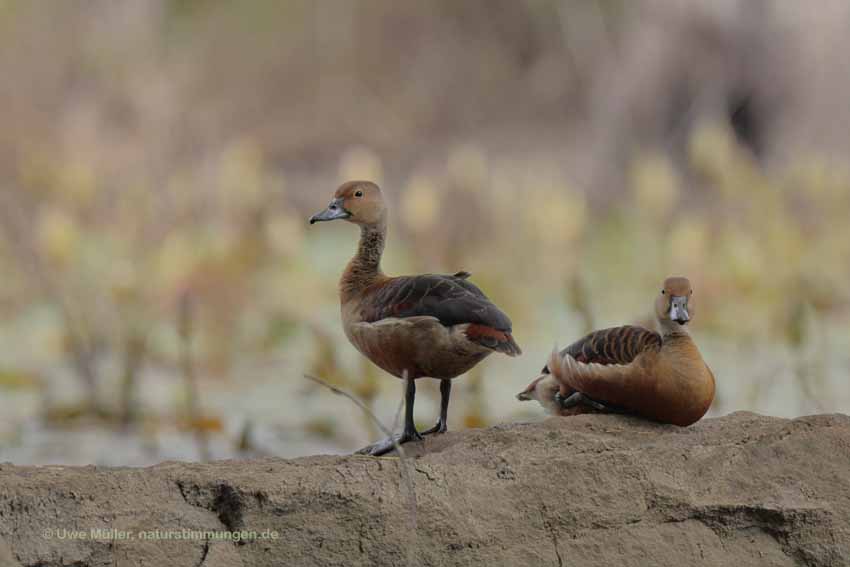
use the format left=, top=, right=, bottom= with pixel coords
left=309, top=181, right=521, bottom=455
left=520, top=276, right=714, bottom=426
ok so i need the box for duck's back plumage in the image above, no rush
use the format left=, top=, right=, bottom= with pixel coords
left=543, top=325, right=661, bottom=373
left=361, top=272, right=512, bottom=330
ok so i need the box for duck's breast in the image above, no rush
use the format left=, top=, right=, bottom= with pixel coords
left=643, top=340, right=715, bottom=426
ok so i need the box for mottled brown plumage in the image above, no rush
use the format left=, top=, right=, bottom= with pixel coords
left=544, top=325, right=662, bottom=369
left=310, top=181, right=521, bottom=455
left=520, top=277, right=715, bottom=426
left=357, top=273, right=519, bottom=356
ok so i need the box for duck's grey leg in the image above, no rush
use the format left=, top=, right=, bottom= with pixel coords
left=555, top=391, right=626, bottom=413
left=555, top=391, right=584, bottom=409
left=421, top=379, right=451, bottom=435
left=357, top=376, right=423, bottom=456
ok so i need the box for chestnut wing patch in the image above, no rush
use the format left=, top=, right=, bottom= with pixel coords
left=542, top=325, right=661, bottom=373
left=361, top=274, right=513, bottom=331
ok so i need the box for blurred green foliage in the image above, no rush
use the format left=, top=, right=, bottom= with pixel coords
left=0, top=1, right=848, bottom=461
left=4, top=123, right=849, bottom=434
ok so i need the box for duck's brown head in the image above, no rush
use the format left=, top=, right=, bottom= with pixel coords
left=309, top=181, right=386, bottom=227
left=655, top=276, right=693, bottom=329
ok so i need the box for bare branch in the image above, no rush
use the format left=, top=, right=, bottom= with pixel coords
left=303, top=372, right=419, bottom=558
left=304, top=373, right=398, bottom=441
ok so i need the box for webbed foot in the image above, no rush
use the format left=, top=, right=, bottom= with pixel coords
left=555, top=391, right=584, bottom=409
left=556, top=391, right=625, bottom=413
left=420, top=421, right=448, bottom=436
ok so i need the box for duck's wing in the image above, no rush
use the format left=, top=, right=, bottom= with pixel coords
left=542, top=325, right=661, bottom=373
left=546, top=325, right=661, bottom=407
left=360, top=273, right=521, bottom=356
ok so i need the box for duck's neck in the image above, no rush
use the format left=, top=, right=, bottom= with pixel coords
left=340, top=221, right=386, bottom=302
left=660, top=319, right=691, bottom=342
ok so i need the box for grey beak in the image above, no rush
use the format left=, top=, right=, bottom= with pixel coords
left=669, top=296, right=690, bottom=325
left=516, top=391, right=532, bottom=401
left=309, top=197, right=350, bottom=224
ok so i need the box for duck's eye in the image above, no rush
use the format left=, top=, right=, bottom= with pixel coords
left=661, top=290, right=666, bottom=294
left=354, top=190, right=364, bottom=198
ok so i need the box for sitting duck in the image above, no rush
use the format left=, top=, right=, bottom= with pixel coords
left=310, top=181, right=521, bottom=455
left=518, top=276, right=714, bottom=426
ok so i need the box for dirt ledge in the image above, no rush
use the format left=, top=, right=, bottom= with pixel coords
left=1, top=412, right=849, bottom=567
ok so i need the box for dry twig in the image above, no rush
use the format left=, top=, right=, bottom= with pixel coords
left=303, top=372, right=419, bottom=559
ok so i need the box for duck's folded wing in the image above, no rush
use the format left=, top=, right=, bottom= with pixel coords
left=360, top=274, right=521, bottom=355
left=362, top=274, right=509, bottom=327
left=542, top=325, right=661, bottom=373
left=547, top=350, right=650, bottom=408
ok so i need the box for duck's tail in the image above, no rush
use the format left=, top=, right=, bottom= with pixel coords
left=501, top=333, right=523, bottom=357
left=465, top=325, right=522, bottom=356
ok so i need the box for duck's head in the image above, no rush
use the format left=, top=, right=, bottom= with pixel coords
left=516, top=373, right=561, bottom=415
left=655, top=276, right=693, bottom=331
left=309, top=181, right=386, bottom=227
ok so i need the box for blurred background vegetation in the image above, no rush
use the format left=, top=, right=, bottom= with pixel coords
left=1, top=0, right=849, bottom=465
